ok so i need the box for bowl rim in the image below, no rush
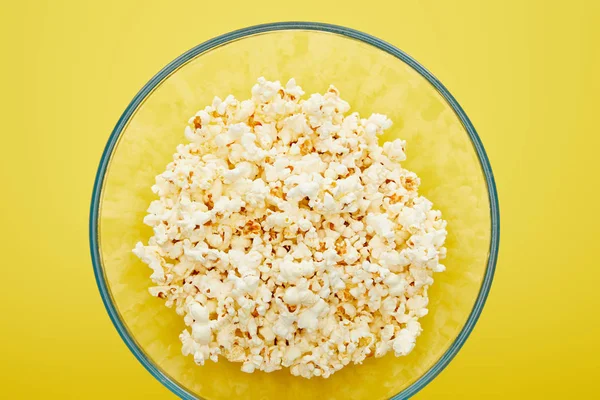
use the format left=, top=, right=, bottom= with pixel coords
left=89, top=21, right=500, bottom=400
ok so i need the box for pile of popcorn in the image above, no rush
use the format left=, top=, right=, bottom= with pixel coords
left=133, top=78, right=447, bottom=378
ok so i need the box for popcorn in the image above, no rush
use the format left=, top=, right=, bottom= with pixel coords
left=297, top=298, right=328, bottom=330
left=265, top=212, right=292, bottom=230
left=286, top=180, right=320, bottom=202
left=297, top=218, right=312, bottom=232
left=391, top=328, right=415, bottom=356
left=366, top=213, right=395, bottom=241
left=283, top=286, right=316, bottom=306
left=133, top=78, right=447, bottom=379
left=383, top=138, right=407, bottom=162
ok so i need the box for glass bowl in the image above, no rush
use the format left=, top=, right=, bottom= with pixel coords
left=90, top=22, right=499, bottom=400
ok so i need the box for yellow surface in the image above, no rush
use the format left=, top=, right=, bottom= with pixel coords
left=1, top=0, right=598, bottom=399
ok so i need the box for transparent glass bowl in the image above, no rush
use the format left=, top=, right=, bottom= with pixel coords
left=90, top=22, right=499, bottom=400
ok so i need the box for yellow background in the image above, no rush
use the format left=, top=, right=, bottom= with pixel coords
left=1, top=0, right=598, bottom=398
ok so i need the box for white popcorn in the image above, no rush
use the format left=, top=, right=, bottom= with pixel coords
left=366, top=213, right=395, bottom=240
left=133, top=78, right=447, bottom=379
left=285, top=78, right=305, bottom=98
left=286, top=180, right=320, bottom=202
left=245, top=179, right=269, bottom=208
left=265, top=212, right=292, bottom=230
left=278, top=259, right=316, bottom=283
left=283, top=286, right=316, bottom=306
left=398, top=196, right=431, bottom=232
left=364, top=113, right=392, bottom=136
left=283, top=346, right=302, bottom=366
left=383, top=139, right=407, bottom=162
left=222, top=161, right=257, bottom=183
left=252, top=77, right=282, bottom=103
left=273, top=312, right=297, bottom=339
left=297, top=298, right=328, bottom=330
left=191, top=322, right=212, bottom=345
left=291, top=242, right=312, bottom=259
left=297, top=218, right=312, bottom=232
left=132, top=242, right=165, bottom=283
left=392, top=329, right=416, bottom=356
left=384, top=273, right=407, bottom=296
